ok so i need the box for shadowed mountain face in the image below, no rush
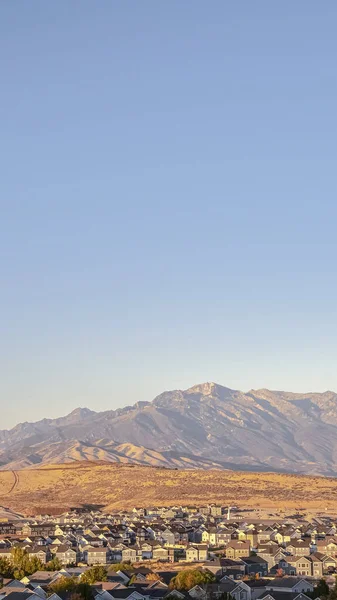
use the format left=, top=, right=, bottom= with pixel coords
left=1, top=382, right=337, bottom=475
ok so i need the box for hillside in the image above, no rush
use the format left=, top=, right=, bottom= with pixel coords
left=1, top=462, right=337, bottom=516
left=2, top=382, right=337, bottom=475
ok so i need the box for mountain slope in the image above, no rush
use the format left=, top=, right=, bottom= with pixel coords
left=2, top=382, right=337, bottom=475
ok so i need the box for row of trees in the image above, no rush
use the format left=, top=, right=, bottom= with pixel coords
left=0, top=548, right=64, bottom=581
left=0, top=555, right=138, bottom=587
left=49, top=567, right=215, bottom=598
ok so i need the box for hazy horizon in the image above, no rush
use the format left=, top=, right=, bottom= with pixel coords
left=2, top=2, right=337, bottom=428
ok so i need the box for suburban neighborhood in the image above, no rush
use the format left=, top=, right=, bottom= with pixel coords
left=0, top=503, right=336, bottom=600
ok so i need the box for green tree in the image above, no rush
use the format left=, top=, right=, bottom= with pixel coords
left=11, top=547, right=29, bottom=579
left=0, top=557, right=14, bottom=578
left=313, top=579, right=329, bottom=599
left=26, top=556, right=44, bottom=576
left=76, top=583, right=93, bottom=600
left=169, top=569, right=216, bottom=591
left=45, top=557, right=63, bottom=572
left=10, top=547, right=43, bottom=579
left=48, top=577, right=93, bottom=600
left=81, top=566, right=108, bottom=584
left=48, top=576, right=78, bottom=595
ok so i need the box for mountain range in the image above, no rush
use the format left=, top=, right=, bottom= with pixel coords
left=2, top=382, right=337, bottom=475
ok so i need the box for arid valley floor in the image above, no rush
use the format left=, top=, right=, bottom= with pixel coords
left=0, top=462, right=337, bottom=516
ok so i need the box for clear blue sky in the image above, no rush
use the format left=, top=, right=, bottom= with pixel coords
left=1, top=2, right=337, bottom=429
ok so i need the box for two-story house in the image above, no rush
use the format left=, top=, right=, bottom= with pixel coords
left=226, top=540, right=251, bottom=560
left=85, top=547, right=109, bottom=565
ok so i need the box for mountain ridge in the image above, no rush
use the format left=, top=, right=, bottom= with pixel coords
left=2, top=382, right=337, bottom=475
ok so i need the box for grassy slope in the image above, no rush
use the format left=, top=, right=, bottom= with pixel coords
left=0, top=461, right=337, bottom=515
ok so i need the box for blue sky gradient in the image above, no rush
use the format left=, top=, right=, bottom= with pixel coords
left=1, top=2, right=337, bottom=428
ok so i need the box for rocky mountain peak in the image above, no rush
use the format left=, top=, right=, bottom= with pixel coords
left=186, top=382, right=217, bottom=395
left=68, top=407, right=94, bottom=418
left=186, top=382, right=234, bottom=397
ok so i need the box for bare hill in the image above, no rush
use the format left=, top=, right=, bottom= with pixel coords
left=2, top=382, right=337, bottom=475
left=0, top=462, right=337, bottom=516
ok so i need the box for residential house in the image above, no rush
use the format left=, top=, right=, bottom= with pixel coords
left=210, top=506, right=222, bottom=517
left=240, top=556, right=269, bottom=577
left=287, top=557, right=312, bottom=577
left=321, top=554, right=337, bottom=573
left=21, top=524, right=55, bottom=538
left=265, top=577, right=314, bottom=594
left=269, top=558, right=294, bottom=576
left=288, top=555, right=323, bottom=578
left=161, top=529, right=175, bottom=546
left=257, top=546, right=287, bottom=571
left=140, top=543, right=153, bottom=560
left=122, top=547, right=137, bottom=563
left=0, top=524, right=17, bottom=535
left=152, top=546, right=169, bottom=562
left=257, top=528, right=273, bottom=545
left=245, top=530, right=258, bottom=548
left=217, top=528, right=232, bottom=546
left=85, top=547, right=109, bottom=565
left=246, top=579, right=272, bottom=600
left=27, top=547, right=50, bottom=564
left=55, top=545, right=78, bottom=565
left=207, top=528, right=218, bottom=546
left=271, top=528, right=294, bottom=545
left=209, top=578, right=251, bottom=600
left=188, top=585, right=207, bottom=599
left=286, top=540, right=311, bottom=556
left=218, top=558, right=246, bottom=579
left=326, top=540, right=337, bottom=557
left=186, top=545, right=208, bottom=562
left=258, top=593, right=312, bottom=600
left=226, top=541, right=251, bottom=560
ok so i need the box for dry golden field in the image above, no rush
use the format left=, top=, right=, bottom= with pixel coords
left=0, top=461, right=337, bottom=516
